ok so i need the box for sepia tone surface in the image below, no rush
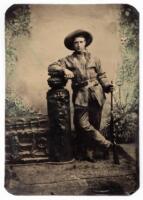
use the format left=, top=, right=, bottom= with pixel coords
left=5, top=4, right=139, bottom=195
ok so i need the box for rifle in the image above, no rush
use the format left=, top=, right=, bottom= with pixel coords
left=110, top=81, right=120, bottom=164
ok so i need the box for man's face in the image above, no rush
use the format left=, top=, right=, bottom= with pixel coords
left=73, top=36, right=86, bottom=53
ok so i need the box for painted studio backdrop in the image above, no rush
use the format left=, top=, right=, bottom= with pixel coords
left=6, top=4, right=139, bottom=142
left=5, top=4, right=139, bottom=195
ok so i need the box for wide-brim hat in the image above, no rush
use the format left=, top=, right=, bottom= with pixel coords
left=64, top=29, right=93, bottom=50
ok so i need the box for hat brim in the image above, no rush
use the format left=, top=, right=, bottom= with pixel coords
left=64, top=30, right=93, bottom=50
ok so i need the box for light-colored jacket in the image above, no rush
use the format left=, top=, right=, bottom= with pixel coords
left=48, top=51, right=110, bottom=107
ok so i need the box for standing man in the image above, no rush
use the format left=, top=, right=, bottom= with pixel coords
left=48, top=30, right=113, bottom=161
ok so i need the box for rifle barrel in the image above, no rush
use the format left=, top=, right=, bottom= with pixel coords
left=110, top=81, right=120, bottom=164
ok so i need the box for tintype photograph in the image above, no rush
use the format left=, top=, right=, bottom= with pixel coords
left=5, top=4, right=139, bottom=195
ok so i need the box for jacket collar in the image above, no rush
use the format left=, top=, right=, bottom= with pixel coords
left=72, top=50, right=91, bottom=61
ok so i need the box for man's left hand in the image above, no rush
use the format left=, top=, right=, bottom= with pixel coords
left=105, top=84, right=114, bottom=93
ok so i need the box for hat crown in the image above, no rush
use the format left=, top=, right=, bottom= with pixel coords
left=64, top=29, right=93, bottom=50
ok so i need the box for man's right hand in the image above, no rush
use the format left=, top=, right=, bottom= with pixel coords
left=64, top=68, right=74, bottom=79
